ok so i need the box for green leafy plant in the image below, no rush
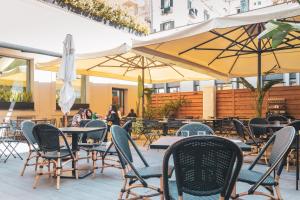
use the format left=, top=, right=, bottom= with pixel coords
left=44, top=0, right=149, bottom=35
left=239, top=77, right=282, bottom=117
left=0, top=86, right=32, bottom=103
left=159, top=97, right=189, bottom=118
left=259, top=0, right=300, bottom=48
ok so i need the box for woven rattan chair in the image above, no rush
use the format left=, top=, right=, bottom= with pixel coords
left=267, top=115, right=288, bottom=123
left=286, top=120, right=300, bottom=171
left=234, top=126, right=295, bottom=199
left=32, top=124, right=78, bottom=190
left=20, top=120, right=39, bottom=176
left=233, top=119, right=264, bottom=149
left=90, top=121, right=132, bottom=176
left=111, top=125, right=173, bottom=200
left=78, top=120, right=107, bottom=162
left=142, top=119, right=162, bottom=146
left=176, top=122, right=214, bottom=137
left=249, top=118, right=269, bottom=139
left=163, top=136, right=243, bottom=200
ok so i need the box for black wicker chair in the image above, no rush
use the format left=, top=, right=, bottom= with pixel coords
left=234, top=126, right=295, bottom=199
left=111, top=125, right=173, bottom=200
left=20, top=120, right=39, bottom=176
left=249, top=118, right=269, bottom=139
left=32, top=124, right=78, bottom=189
left=233, top=119, right=263, bottom=150
left=91, top=121, right=132, bottom=176
left=286, top=120, right=300, bottom=172
left=163, top=136, right=243, bottom=200
left=176, top=122, right=214, bottom=137
left=78, top=120, right=107, bottom=162
left=142, top=119, right=162, bottom=146
left=267, top=115, right=288, bottom=123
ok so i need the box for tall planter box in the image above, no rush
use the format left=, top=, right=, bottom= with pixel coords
left=0, top=102, right=34, bottom=110
left=56, top=103, right=89, bottom=111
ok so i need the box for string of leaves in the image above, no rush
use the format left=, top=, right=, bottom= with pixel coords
left=42, top=0, right=149, bottom=35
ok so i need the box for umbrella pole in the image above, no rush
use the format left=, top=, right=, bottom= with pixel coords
left=257, top=26, right=262, bottom=91
left=141, top=56, right=145, bottom=118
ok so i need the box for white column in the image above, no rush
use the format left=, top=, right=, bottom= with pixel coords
left=283, top=73, right=290, bottom=86
left=296, top=73, right=300, bottom=85
left=202, top=86, right=216, bottom=119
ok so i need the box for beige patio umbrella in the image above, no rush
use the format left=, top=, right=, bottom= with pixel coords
left=133, top=3, right=300, bottom=90
left=38, top=48, right=215, bottom=116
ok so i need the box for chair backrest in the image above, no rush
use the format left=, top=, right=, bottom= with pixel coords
left=79, top=119, right=91, bottom=127
left=268, top=126, right=295, bottom=168
left=32, top=124, right=69, bottom=152
left=163, top=136, right=243, bottom=200
left=84, top=120, right=107, bottom=141
left=249, top=117, right=268, bottom=137
left=21, top=120, right=36, bottom=145
left=267, top=115, right=288, bottom=123
left=167, top=120, right=183, bottom=129
left=176, top=122, right=214, bottom=137
left=122, top=120, right=132, bottom=133
left=111, top=125, right=149, bottom=169
left=232, top=119, right=246, bottom=140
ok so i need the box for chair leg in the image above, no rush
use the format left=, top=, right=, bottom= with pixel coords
left=275, top=176, right=282, bottom=200
left=33, top=157, right=42, bottom=189
left=118, top=171, right=128, bottom=200
left=48, top=160, right=51, bottom=178
left=35, top=156, right=39, bottom=171
left=56, top=158, right=61, bottom=190
left=160, top=177, right=164, bottom=200
left=92, top=151, right=96, bottom=177
left=75, top=152, right=79, bottom=180
left=20, top=150, right=32, bottom=176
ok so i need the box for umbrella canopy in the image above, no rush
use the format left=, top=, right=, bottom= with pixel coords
left=37, top=48, right=215, bottom=84
left=133, top=3, right=300, bottom=81
left=58, top=34, right=76, bottom=114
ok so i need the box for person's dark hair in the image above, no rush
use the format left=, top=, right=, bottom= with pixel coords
left=78, top=108, right=85, bottom=115
left=130, top=109, right=134, bottom=113
left=111, top=105, right=118, bottom=113
left=85, top=108, right=93, bottom=119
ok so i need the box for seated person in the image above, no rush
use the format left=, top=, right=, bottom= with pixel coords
left=126, top=109, right=137, bottom=118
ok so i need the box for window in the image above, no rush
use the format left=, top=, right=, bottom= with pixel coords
left=194, top=80, right=200, bottom=91
left=216, top=80, right=233, bottom=90
left=167, top=82, right=180, bottom=93
left=153, top=83, right=165, bottom=94
left=240, top=0, right=249, bottom=12
left=161, top=0, right=173, bottom=14
left=187, top=0, right=192, bottom=9
left=290, top=73, right=297, bottom=86
left=0, top=55, right=32, bottom=103
left=112, top=88, right=125, bottom=115
left=56, top=74, right=85, bottom=104
left=160, top=21, right=175, bottom=31
left=263, top=74, right=284, bottom=87
left=203, top=10, right=210, bottom=21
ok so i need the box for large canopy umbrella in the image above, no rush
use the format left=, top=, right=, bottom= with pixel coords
left=38, top=47, right=215, bottom=117
left=58, top=34, right=76, bottom=115
left=133, top=3, right=300, bottom=90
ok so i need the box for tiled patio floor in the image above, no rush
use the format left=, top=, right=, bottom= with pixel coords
left=0, top=143, right=299, bottom=200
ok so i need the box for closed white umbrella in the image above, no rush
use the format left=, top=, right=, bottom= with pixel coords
left=58, top=34, right=76, bottom=114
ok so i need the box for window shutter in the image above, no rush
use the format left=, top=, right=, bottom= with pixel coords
left=170, top=0, right=173, bottom=7
left=160, top=23, right=164, bottom=31
left=171, top=21, right=175, bottom=29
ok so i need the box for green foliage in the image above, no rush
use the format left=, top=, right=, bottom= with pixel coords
left=159, top=97, right=189, bottom=118
left=0, top=86, right=32, bottom=102
left=46, top=0, right=149, bottom=35
left=131, top=118, right=144, bottom=136
left=239, top=77, right=282, bottom=117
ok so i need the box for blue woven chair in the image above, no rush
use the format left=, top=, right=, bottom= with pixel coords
left=176, top=122, right=214, bottom=137
left=111, top=125, right=173, bottom=200
left=249, top=118, right=270, bottom=139
left=91, top=121, right=132, bottom=176
left=163, top=136, right=243, bottom=200
left=32, top=124, right=78, bottom=189
left=20, top=120, right=39, bottom=176
left=234, top=126, right=295, bottom=199
left=78, top=120, right=107, bottom=162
